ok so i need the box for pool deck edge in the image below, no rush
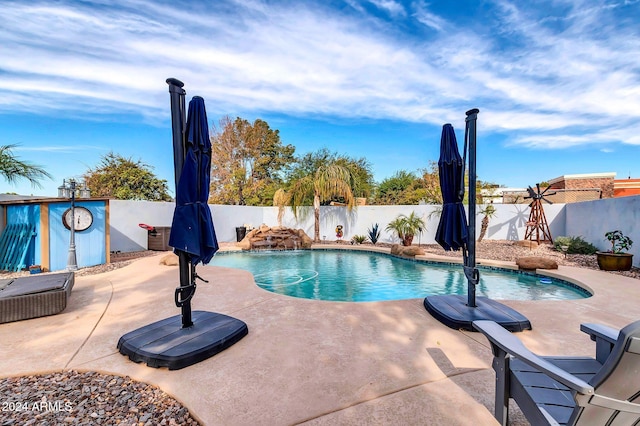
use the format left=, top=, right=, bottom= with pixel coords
left=1, top=250, right=638, bottom=425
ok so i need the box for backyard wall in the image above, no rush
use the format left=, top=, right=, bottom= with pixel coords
left=108, top=201, right=566, bottom=250
left=565, top=195, right=640, bottom=266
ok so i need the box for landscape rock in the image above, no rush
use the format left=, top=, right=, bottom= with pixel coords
left=236, top=237, right=252, bottom=250
left=0, top=371, right=199, bottom=425
left=237, top=225, right=312, bottom=250
left=391, top=244, right=425, bottom=257
left=516, top=256, right=558, bottom=270
left=515, top=240, right=539, bottom=249
left=159, top=253, right=179, bottom=266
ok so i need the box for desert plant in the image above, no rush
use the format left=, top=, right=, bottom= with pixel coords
left=604, top=230, right=633, bottom=254
left=553, top=236, right=598, bottom=255
left=385, top=212, right=425, bottom=246
left=478, top=205, right=497, bottom=242
left=351, top=235, right=367, bottom=244
left=367, top=223, right=381, bottom=245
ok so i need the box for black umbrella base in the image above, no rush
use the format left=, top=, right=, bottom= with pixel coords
left=117, top=310, right=248, bottom=370
left=424, top=295, right=531, bottom=332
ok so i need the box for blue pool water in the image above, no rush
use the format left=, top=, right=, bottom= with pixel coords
left=209, top=250, right=591, bottom=302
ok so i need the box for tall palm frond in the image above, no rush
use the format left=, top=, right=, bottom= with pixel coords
left=273, top=188, right=290, bottom=226
left=0, top=144, right=52, bottom=188
left=281, top=163, right=356, bottom=242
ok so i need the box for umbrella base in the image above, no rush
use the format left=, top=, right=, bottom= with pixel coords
left=117, top=310, right=248, bottom=370
left=423, top=295, right=531, bottom=332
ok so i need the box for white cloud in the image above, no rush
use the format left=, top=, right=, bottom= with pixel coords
left=412, top=2, right=447, bottom=31
left=0, top=0, right=639, bottom=151
left=366, top=0, right=406, bottom=16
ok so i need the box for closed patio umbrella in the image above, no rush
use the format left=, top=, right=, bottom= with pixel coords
left=424, top=109, right=531, bottom=332
left=117, top=79, right=247, bottom=370
left=169, top=96, right=218, bottom=266
left=434, top=123, right=468, bottom=252
left=434, top=122, right=477, bottom=307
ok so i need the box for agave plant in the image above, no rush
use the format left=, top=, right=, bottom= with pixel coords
left=367, top=223, right=381, bottom=245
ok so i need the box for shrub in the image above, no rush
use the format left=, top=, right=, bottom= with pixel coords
left=352, top=235, right=367, bottom=244
left=605, top=230, right=633, bottom=253
left=553, top=236, right=598, bottom=255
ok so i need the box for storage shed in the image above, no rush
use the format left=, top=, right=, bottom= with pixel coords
left=0, top=195, right=110, bottom=272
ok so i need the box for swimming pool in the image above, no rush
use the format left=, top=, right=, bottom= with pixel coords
left=209, top=249, right=591, bottom=302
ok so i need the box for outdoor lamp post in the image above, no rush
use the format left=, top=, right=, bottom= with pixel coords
left=58, top=179, right=91, bottom=271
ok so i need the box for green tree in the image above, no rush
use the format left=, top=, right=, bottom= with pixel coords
left=210, top=116, right=295, bottom=205
left=411, top=162, right=443, bottom=204
left=334, top=155, right=374, bottom=201
left=372, top=162, right=499, bottom=206
left=286, top=148, right=374, bottom=205
left=283, top=163, right=355, bottom=242
left=84, top=152, right=171, bottom=201
left=372, top=163, right=442, bottom=205
left=0, top=144, right=52, bottom=189
left=374, top=170, right=416, bottom=205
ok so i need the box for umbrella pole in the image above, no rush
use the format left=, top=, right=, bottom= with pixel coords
left=167, top=78, right=186, bottom=191
left=167, top=78, right=194, bottom=328
left=465, top=108, right=479, bottom=308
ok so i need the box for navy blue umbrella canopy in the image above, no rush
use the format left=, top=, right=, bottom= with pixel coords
left=435, top=124, right=468, bottom=252
left=169, top=96, right=219, bottom=265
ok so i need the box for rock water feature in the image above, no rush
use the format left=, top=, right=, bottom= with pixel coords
left=237, top=225, right=313, bottom=250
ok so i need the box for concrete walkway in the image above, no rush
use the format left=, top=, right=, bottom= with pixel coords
left=1, top=248, right=638, bottom=425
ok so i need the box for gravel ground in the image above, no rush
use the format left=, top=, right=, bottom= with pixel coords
left=0, top=370, right=199, bottom=425
left=1, top=242, right=638, bottom=425
left=1, top=251, right=201, bottom=426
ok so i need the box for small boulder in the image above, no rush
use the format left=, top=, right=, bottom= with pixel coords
left=402, top=246, right=426, bottom=256
left=516, top=256, right=558, bottom=270
left=159, top=253, right=179, bottom=266
left=237, top=236, right=251, bottom=250
left=259, top=224, right=270, bottom=234
left=391, top=244, right=425, bottom=257
left=299, top=233, right=313, bottom=249
left=515, top=240, right=539, bottom=249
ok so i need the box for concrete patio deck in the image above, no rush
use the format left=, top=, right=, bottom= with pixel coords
left=1, top=248, right=638, bottom=425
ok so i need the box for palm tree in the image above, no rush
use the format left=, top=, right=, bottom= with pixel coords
left=273, top=188, right=290, bottom=227
left=0, top=144, right=52, bottom=188
left=478, top=204, right=497, bottom=242
left=286, top=164, right=355, bottom=242
left=386, top=211, right=426, bottom=246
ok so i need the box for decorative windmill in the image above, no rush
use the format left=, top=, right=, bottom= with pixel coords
left=524, top=183, right=556, bottom=244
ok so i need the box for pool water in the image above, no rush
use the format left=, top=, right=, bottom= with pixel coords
left=209, top=250, right=590, bottom=302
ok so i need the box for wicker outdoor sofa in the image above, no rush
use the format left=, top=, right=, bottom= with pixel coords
left=0, top=272, right=74, bottom=323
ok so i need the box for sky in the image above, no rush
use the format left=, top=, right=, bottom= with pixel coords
left=2, top=0, right=640, bottom=197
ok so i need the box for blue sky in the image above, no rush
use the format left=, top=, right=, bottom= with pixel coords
left=2, top=0, right=640, bottom=197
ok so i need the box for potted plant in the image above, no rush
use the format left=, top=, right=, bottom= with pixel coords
left=596, top=230, right=634, bottom=271
left=385, top=212, right=425, bottom=246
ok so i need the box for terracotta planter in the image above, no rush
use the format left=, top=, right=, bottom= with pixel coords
left=402, top=235, right=414, bottom=246
left=596, top=252, right=634, bottom=271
